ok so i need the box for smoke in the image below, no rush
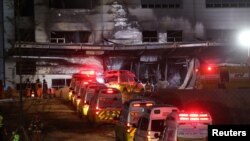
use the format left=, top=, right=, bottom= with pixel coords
left=194, top=22, right=205, bottom=39
left=66, top=56, right=103, bottom=69
left=35, top=56, right=104, bottom=74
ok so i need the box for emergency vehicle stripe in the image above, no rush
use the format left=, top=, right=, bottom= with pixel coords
left=97, top=110, right=121, bottom=120
left=129, top=128, right=136, bottom=136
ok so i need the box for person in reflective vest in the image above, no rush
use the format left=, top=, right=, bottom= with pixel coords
left=11, top=129, right=20, bottom=141
left=28, top=114, right=44, bottom=141
left=35, top=79, right=42, bottom=98
left=25, top=78, right=32, bottom=97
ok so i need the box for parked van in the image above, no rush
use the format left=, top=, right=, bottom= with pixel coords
left=158, top=111, right=212, bottom=141
left=87, top=88, right=123, bottom=125
left=77, top=83, right=107, bottom=118
left=134, top=104, right=179, bottom=141
left=68, top=70, right=101, bottom=101
left=115, top=98, right=156, bottom=141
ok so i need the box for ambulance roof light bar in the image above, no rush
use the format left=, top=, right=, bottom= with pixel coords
left=178, top=112, right=212, bottom=122
left=80, top=70, right=96, bottom=75
left=132, top=103, right=154, bottom=107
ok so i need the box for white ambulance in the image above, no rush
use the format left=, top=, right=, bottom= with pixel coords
left=158, top=111, right=212, bottom=141
left=134, top=104, right=179, bottom=141
left=115, top=98, right=156, bottom=141
left=87, top=88, right=123, bottom=125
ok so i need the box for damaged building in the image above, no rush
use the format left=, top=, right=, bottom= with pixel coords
left=1, top=0, right=250, bottom=89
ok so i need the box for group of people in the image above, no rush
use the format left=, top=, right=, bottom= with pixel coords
left=25, top=78, right=48, bottom=98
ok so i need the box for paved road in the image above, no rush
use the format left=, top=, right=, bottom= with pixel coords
left=1, top=97, right=115, bottom=141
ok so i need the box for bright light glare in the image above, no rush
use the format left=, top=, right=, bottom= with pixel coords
left=238, top=30, right=250, bottom=47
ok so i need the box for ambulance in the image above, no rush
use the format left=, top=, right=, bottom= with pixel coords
left=134, top=104, right=179, bottom=141
left=157, top=110, right=212, bottom=141
left=115, top=98, right=156, bottom=141
left=77, top=83, right=107, bottom=118
left=87, top=87, right=123, bottom=125
left=68, top=70, right=100, bottom=102
left=104, top=70, right=144, bottom=103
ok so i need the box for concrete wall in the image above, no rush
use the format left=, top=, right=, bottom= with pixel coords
left=150, top=89, right=250, bottom=125
left=3, top=0, right=14, bottom=50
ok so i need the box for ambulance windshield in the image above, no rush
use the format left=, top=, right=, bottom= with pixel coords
left=98, top=97, right=122, bottom=108
left=151, top=119, right=165, bottom=132
left=105, top=76, right=118, bottom=83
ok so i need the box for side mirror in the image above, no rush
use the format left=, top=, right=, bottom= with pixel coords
left=154, top=133, right=160, bottom=138
left=113, top=116, right=119, bottom=121
left=132, top=123, right=137, bottom=128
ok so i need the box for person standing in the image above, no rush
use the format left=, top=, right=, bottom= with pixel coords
left=35, top=79, right=42, bottom=98
left=25, top=78, right=32, bottom=97
left=42, top=79, right=48, bottom=99
left=28, top=113, right=44, bottom=141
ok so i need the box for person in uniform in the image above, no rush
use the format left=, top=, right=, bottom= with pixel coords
left=25, top=78, right=32, bottom=97
left=35, top=79, right=42, bottom=98
left=42, top=79, right=48, bottom=99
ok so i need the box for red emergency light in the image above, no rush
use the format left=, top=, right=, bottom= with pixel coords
left=132, top=103, right=141, bottom=107
left=207, top=66, right=212, bottom=71
left=101, top=88, right=120, bottom=94
left=83, top=81, right=89, bottom=85
left=80, top=70, right=95, bottom=75
left=178, top=112, right=211, bottom=121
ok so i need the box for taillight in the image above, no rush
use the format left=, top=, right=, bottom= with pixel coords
left=126, top=122, right=132, bottom=133
left=147, top=131, right=153, bottom=139
left=95, top=106, right=100, bottom=115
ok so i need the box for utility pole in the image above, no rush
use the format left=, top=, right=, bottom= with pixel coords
left=16, top=0, right=24, bottom=127
left=0, top=0, right=5, bottom=86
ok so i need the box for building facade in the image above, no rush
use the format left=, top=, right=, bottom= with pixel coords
left=2, top=0, right=250, bottom=89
